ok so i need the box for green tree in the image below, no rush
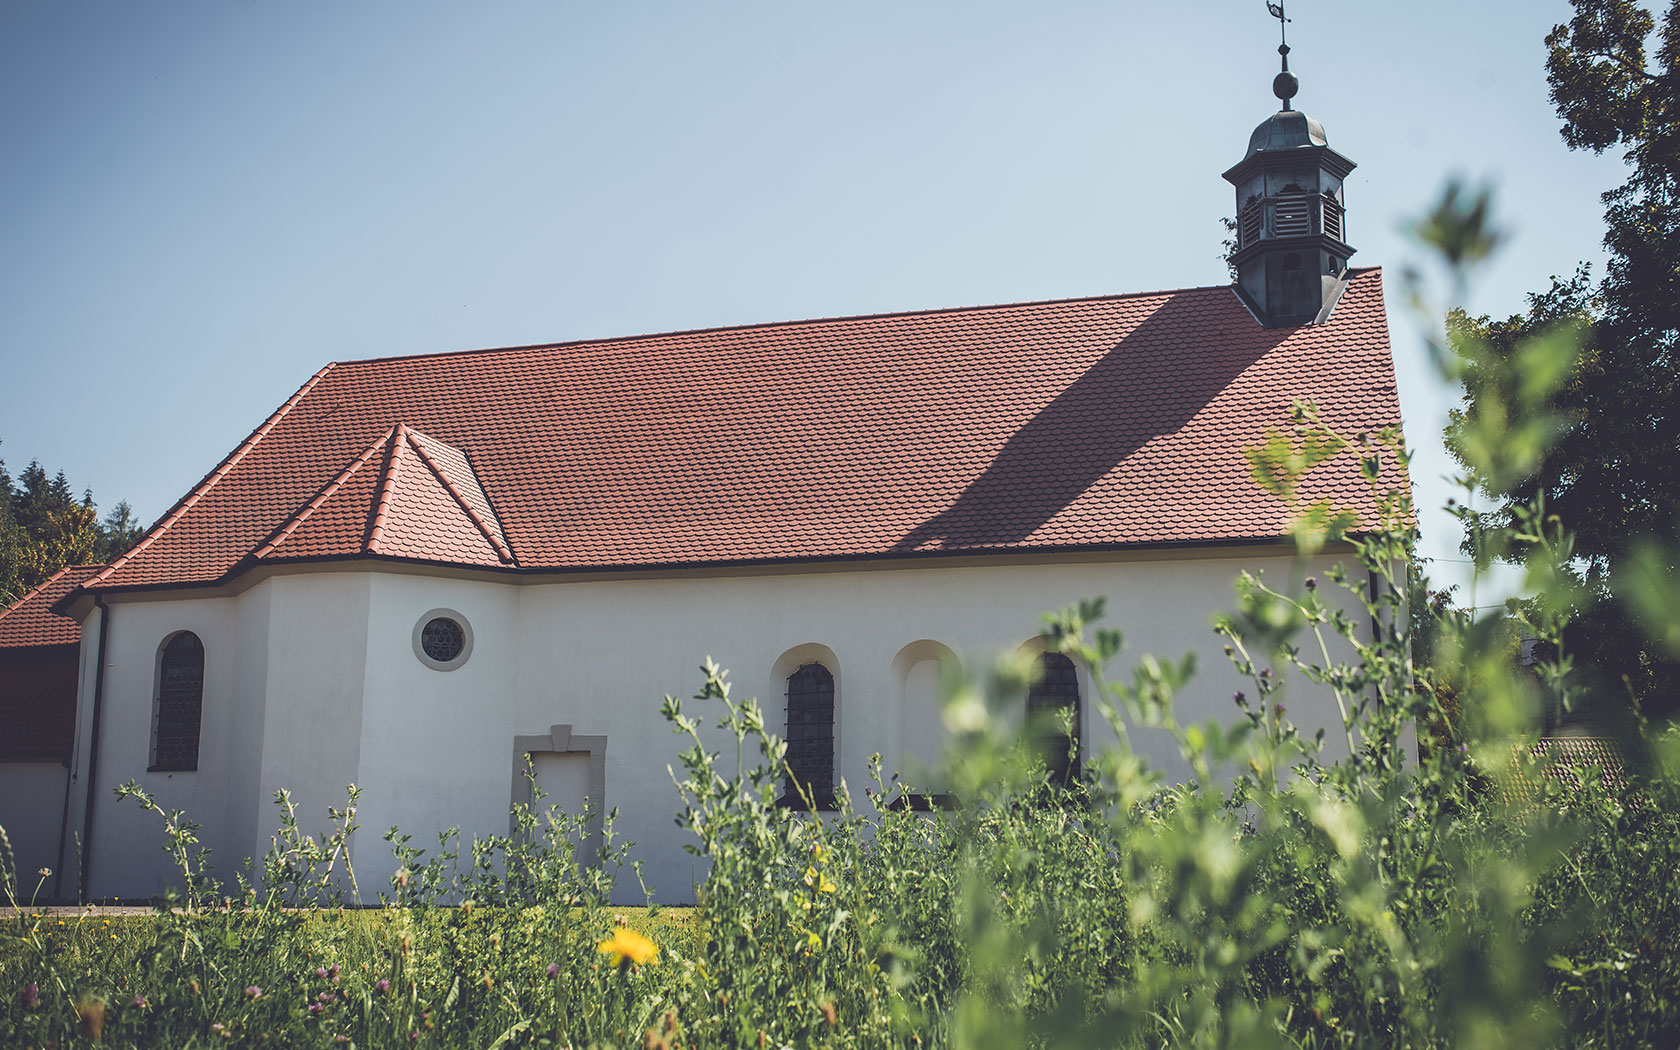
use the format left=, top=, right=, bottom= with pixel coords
left=95, top=500, right=144, bottom=564
left=1445, top=0, right=1680, bottom=719
left=0, top=439, right=142, bottom=609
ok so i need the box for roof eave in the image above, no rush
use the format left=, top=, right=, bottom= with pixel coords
left=67, top=531, right=1392, bottom=603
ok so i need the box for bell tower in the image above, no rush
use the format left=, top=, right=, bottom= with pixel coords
left=1222, top=10, right=1357, bottom=327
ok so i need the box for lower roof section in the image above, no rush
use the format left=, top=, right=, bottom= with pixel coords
left=0, top=565, right=104, bottom=648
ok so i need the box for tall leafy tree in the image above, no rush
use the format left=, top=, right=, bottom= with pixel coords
left=1447, top=0, right=1680, bottom=717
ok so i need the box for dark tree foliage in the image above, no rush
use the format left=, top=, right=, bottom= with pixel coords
left=0, top=438, right=143, bottom=609
left=96, top=500, right=145, bottom=564
left=1447, top=0, right=1680, bottom=718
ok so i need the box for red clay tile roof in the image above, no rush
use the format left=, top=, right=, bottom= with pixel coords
left=79, top=270, right=1405, bottom=592
left=0, top=564, right=102, bottom=647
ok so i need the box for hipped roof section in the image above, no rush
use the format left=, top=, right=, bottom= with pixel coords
left=75, top=269, right=1406, bottom=593
left=252, top=424, right=515, bottom=568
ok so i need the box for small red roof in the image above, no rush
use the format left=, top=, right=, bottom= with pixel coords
left=0, top=564, right=103, bottom=647
left=254, top=424, right=515, bottom=567
left=79, top=270, right=1406, bottom=592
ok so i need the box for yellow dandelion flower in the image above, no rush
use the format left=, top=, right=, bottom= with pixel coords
left=597, top=927, right=659, bottom=968
left=803, top=866, right=837, bottom=894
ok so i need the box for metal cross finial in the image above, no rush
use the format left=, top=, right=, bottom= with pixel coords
left=1266, top=2, right=1290, bottom=47
left=1266, top=1, right=1299, bottom=109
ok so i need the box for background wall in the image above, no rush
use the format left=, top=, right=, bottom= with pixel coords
left=0, top=762, right=68, bottom=895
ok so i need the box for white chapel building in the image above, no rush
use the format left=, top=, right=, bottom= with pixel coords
left=1, top=64, right=1405, bottom=905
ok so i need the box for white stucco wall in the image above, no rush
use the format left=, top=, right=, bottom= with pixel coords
left=221, top=582, right=272, bottom=888
left=353, top=573, right=521, bottom=898
left=77, top=550, right=1382, bottom=905
left=76, top=591, right=244, bottom=899
left=250, top=574, right=369, bottom=883
left=497, top=549, right=1370, bottom=903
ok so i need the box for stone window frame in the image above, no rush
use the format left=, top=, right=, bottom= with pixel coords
left=510, top=724, right=607, bottom=865
left=412, top=608, right=473, bottom=671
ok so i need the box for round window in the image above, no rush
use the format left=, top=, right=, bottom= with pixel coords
left=421, top=618, right=465, bottom=661
left=412, top=609, right=473, bottom=671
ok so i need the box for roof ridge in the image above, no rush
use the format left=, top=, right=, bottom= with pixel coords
left=364, top=424, right=409, bottom=554
left=402, top=429, right=517, bottom=565
left=252, top=425, right=394, bottom=560
left=334, top=267, right=1386, bottom=368
left=84, top=363, right=337, bottom=590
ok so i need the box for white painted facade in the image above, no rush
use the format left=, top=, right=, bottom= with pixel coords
left=61, top=547, right=1375, bottom=905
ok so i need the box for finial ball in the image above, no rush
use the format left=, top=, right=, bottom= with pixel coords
left=1272, top=70, right=1299, bottom=102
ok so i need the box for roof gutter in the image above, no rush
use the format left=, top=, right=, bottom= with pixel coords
left=73, top=594, right=111, bottom=904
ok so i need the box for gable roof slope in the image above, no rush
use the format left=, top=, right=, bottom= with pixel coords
left=79, top=270, right=1406, bottom=591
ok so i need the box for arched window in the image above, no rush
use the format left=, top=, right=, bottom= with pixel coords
left=1027, top=651, right=1080, bottom=785
left=783, top=662, right=835, bottom=807
left=151, top=631, right=204, bottom=772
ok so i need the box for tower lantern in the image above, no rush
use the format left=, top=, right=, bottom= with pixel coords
left=1222, top=13, right=1357, bottom=327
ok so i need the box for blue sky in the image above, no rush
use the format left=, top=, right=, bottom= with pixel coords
left=0, top=1, right=1629, bottom=602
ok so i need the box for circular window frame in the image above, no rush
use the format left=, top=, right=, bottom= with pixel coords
left=412, top=609, right=474, bottom=671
